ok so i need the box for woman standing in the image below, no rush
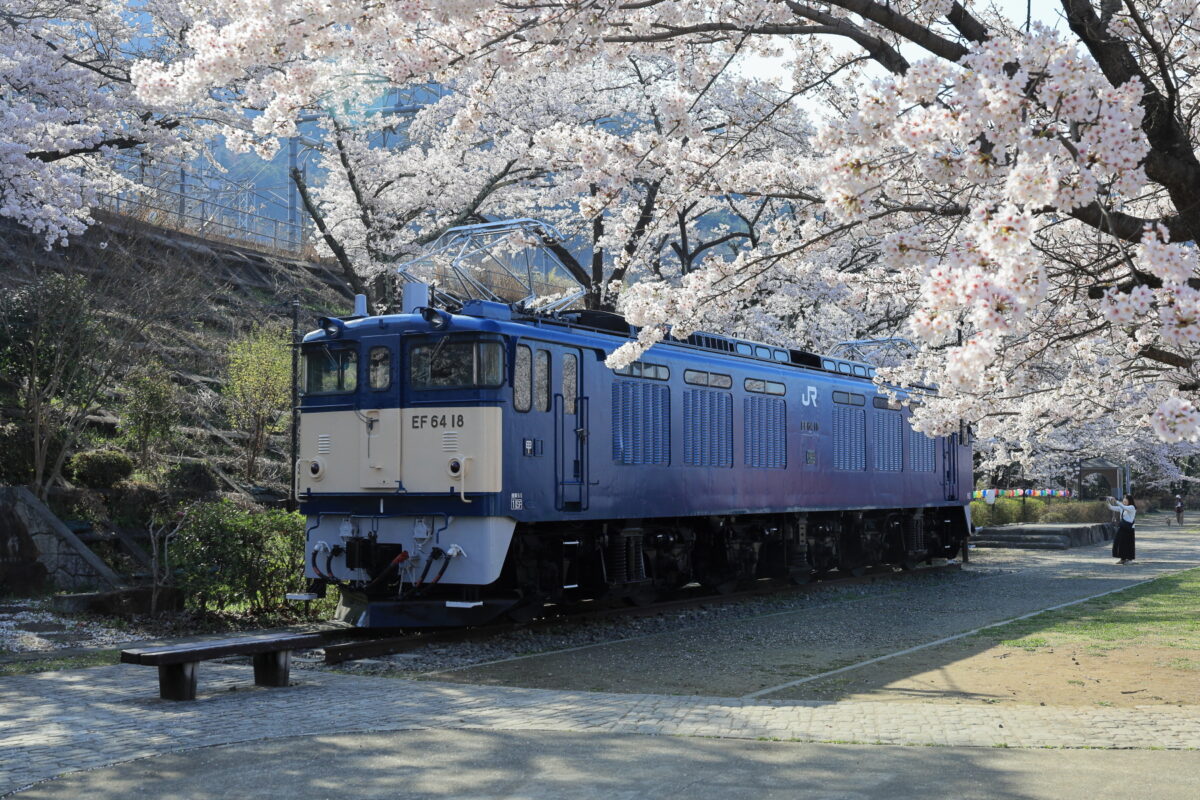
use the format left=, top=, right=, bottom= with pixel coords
left=1107, top=495, right=1137, bottom=564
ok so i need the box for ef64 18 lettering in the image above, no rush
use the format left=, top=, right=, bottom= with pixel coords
left=411, top=413, right=466, bottom=429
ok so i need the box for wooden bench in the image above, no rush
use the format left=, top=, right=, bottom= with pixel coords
left=121, top=632, right=328, bottom=701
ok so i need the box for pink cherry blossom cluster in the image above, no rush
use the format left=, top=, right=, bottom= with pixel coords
left=1151, top=397, right=1200, bottom=443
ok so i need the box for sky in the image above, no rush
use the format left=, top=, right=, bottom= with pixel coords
left=735, top=0, right=1062, bottom=87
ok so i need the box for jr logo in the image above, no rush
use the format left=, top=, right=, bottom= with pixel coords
left=801, top=386, right=819, bottom=407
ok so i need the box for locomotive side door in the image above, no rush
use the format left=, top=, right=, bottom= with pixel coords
left=554, top=347, right=588, bottom=510
left=942, top=433, right=959, bottom=501
left=358, top=335, right=402, bottom=490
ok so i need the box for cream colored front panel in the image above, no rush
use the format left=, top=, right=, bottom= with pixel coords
left=401, top=407, right=502, bottom=494
left=297, top=409, right=398, bottom=495
left=359, top=408, right=401, bottom=489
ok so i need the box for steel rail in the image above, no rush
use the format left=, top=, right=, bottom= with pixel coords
left=319, top=562, right=962, bottom=665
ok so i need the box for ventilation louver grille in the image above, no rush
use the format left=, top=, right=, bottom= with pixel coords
left=744, top=395, right=787, bottom=468
left=684, top=389, right=732, bottom=467
left=612, top=381, right=670, bottom=465
left=833, top=406, right=865, bottom=471
left=873, top=411, right=903, bottom=471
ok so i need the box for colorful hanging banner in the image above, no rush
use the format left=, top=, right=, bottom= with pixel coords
left=972, top=488, right=1072, bottom=499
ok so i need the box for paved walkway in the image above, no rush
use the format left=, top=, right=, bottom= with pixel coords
left=2, top=518, right=1199, bottom=796
left=5, top=657, right=1200, bottom=795
left=10, top=730, right=1200, bottom=800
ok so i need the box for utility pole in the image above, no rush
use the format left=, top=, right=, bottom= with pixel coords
left=289, top=298, right=300, bottom=511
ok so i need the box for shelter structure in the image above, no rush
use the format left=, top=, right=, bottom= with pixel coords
left=1077, top=458, right=1127, bottom=500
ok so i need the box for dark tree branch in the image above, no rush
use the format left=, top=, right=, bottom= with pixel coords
left=590, top=184, right=606, bottom=309
left=539, top=235, right=593, bottom=290
left=1064, top=202, right=1185, bottom=243
left=609, top=178, right=662, bottom=290
left=946, top=2, right=990, bottom=44
left=289, top=166, right=369, bottom=301
left=822, top=0, right=970, bottom=63
left=29, top=137, right=142, bottom=162
left=784, top=1, right=910, bottom=74
left=1121, top=0, right=1180, bottom=115
left=1060, top=0, right=1200, bottom=240
left=604, top=21, right=838, bottom=43
left=332, top=124, right=373, bottom=231
left=412, top=159, right=523, bottom=246
left=1139, top=345, right=1193, bottom=369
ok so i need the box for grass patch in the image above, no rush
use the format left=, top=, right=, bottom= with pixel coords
left=1001, top=636, right=1049, bottom=650
left=1166, top=657, right=1200, bottom=671
left=971, top=567, right=1200, bottom=656
left=0, top=649, right=120, bottom=676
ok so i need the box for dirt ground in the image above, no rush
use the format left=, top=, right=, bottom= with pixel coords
left=776, top=637, right=1200, bottom=707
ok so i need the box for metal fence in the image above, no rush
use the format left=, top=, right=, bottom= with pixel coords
left=95, top=153, right=306, bottom=255
left=93, top=84, right=448, bottom=255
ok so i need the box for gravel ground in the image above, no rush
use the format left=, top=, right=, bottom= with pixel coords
left=304, top=522, right=1200, bottom=699
left=300, top=564, right=997, bottom=679
left=0, top=599, right=150, bottom=653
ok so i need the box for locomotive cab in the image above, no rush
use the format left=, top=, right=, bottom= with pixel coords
left=296, top=307, right=520, bottom=627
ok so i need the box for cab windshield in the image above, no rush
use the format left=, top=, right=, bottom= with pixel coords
left=409, top=338, right=503, bottom=389
left=304, top=345, right=358, bottom=394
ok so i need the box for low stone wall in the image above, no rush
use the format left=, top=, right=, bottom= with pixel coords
left=0, top=486, right=121, bottom=591
left=974, top=522, right=1116, bottom=550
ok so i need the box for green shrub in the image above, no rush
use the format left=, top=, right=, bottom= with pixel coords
left=110, top=479, right=163, bottom=526
left=1039, top=500, right=1113, bottom=524
left=225, top=326, right=291, bottom=482
left=120, top=368, right=179, bottom=464
left=969, top=500, right=990, bottom=528
left=974, top=497, right=1113, bottom=527
left=68, top=450, right=134, bottom=489
left=171, top=500, right=306, bottom=614
left=984, top=497, right=1022, bottom=525
left=1021, top=497, right=1045, bottom=522
left=162, top=461, right=220, bottom=497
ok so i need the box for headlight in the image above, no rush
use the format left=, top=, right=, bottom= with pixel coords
left=419, top=306, right=452, bottom=330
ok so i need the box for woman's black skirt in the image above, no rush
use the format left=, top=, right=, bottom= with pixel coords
left=1112, top=521, right=1136, bottom=561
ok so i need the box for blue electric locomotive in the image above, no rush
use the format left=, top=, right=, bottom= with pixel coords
left=297, top=291, right=972, bottom=628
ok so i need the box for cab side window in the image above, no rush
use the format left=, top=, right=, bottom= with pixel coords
left=368, top=346, right=390, bottom=390
left=562, top=353, right=577, bottom=414
left=535, top=349, right=550, bottom=412
left=514, top=345, right=532, bottom=412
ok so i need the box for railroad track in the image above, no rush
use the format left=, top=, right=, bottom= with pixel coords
left=319, top=561, right=962, bottom=664
left=0, top=563, right=961, bottom=669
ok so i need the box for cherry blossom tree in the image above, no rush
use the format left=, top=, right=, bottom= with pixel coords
left=0, top=1, right=193, bottom=245
left=127, top=1, right=1200, bottom=473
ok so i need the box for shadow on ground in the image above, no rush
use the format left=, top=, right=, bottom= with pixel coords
left=10, top=728, right=1200, bottom=800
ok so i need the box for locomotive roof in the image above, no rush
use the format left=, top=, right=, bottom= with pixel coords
left=304, top=302, right=902, bottom=387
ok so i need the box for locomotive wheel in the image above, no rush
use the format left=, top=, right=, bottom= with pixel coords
left=702, top=578, right=738, bottom=595
left=505, top=595, right=545, bottom=623
left=621, top=586, right=658, bottom=607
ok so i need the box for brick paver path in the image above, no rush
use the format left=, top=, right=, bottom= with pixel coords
left=3, top=662, right=1200, bottom=795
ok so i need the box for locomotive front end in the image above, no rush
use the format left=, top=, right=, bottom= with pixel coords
left=296, top=302, right=517, bottom=627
